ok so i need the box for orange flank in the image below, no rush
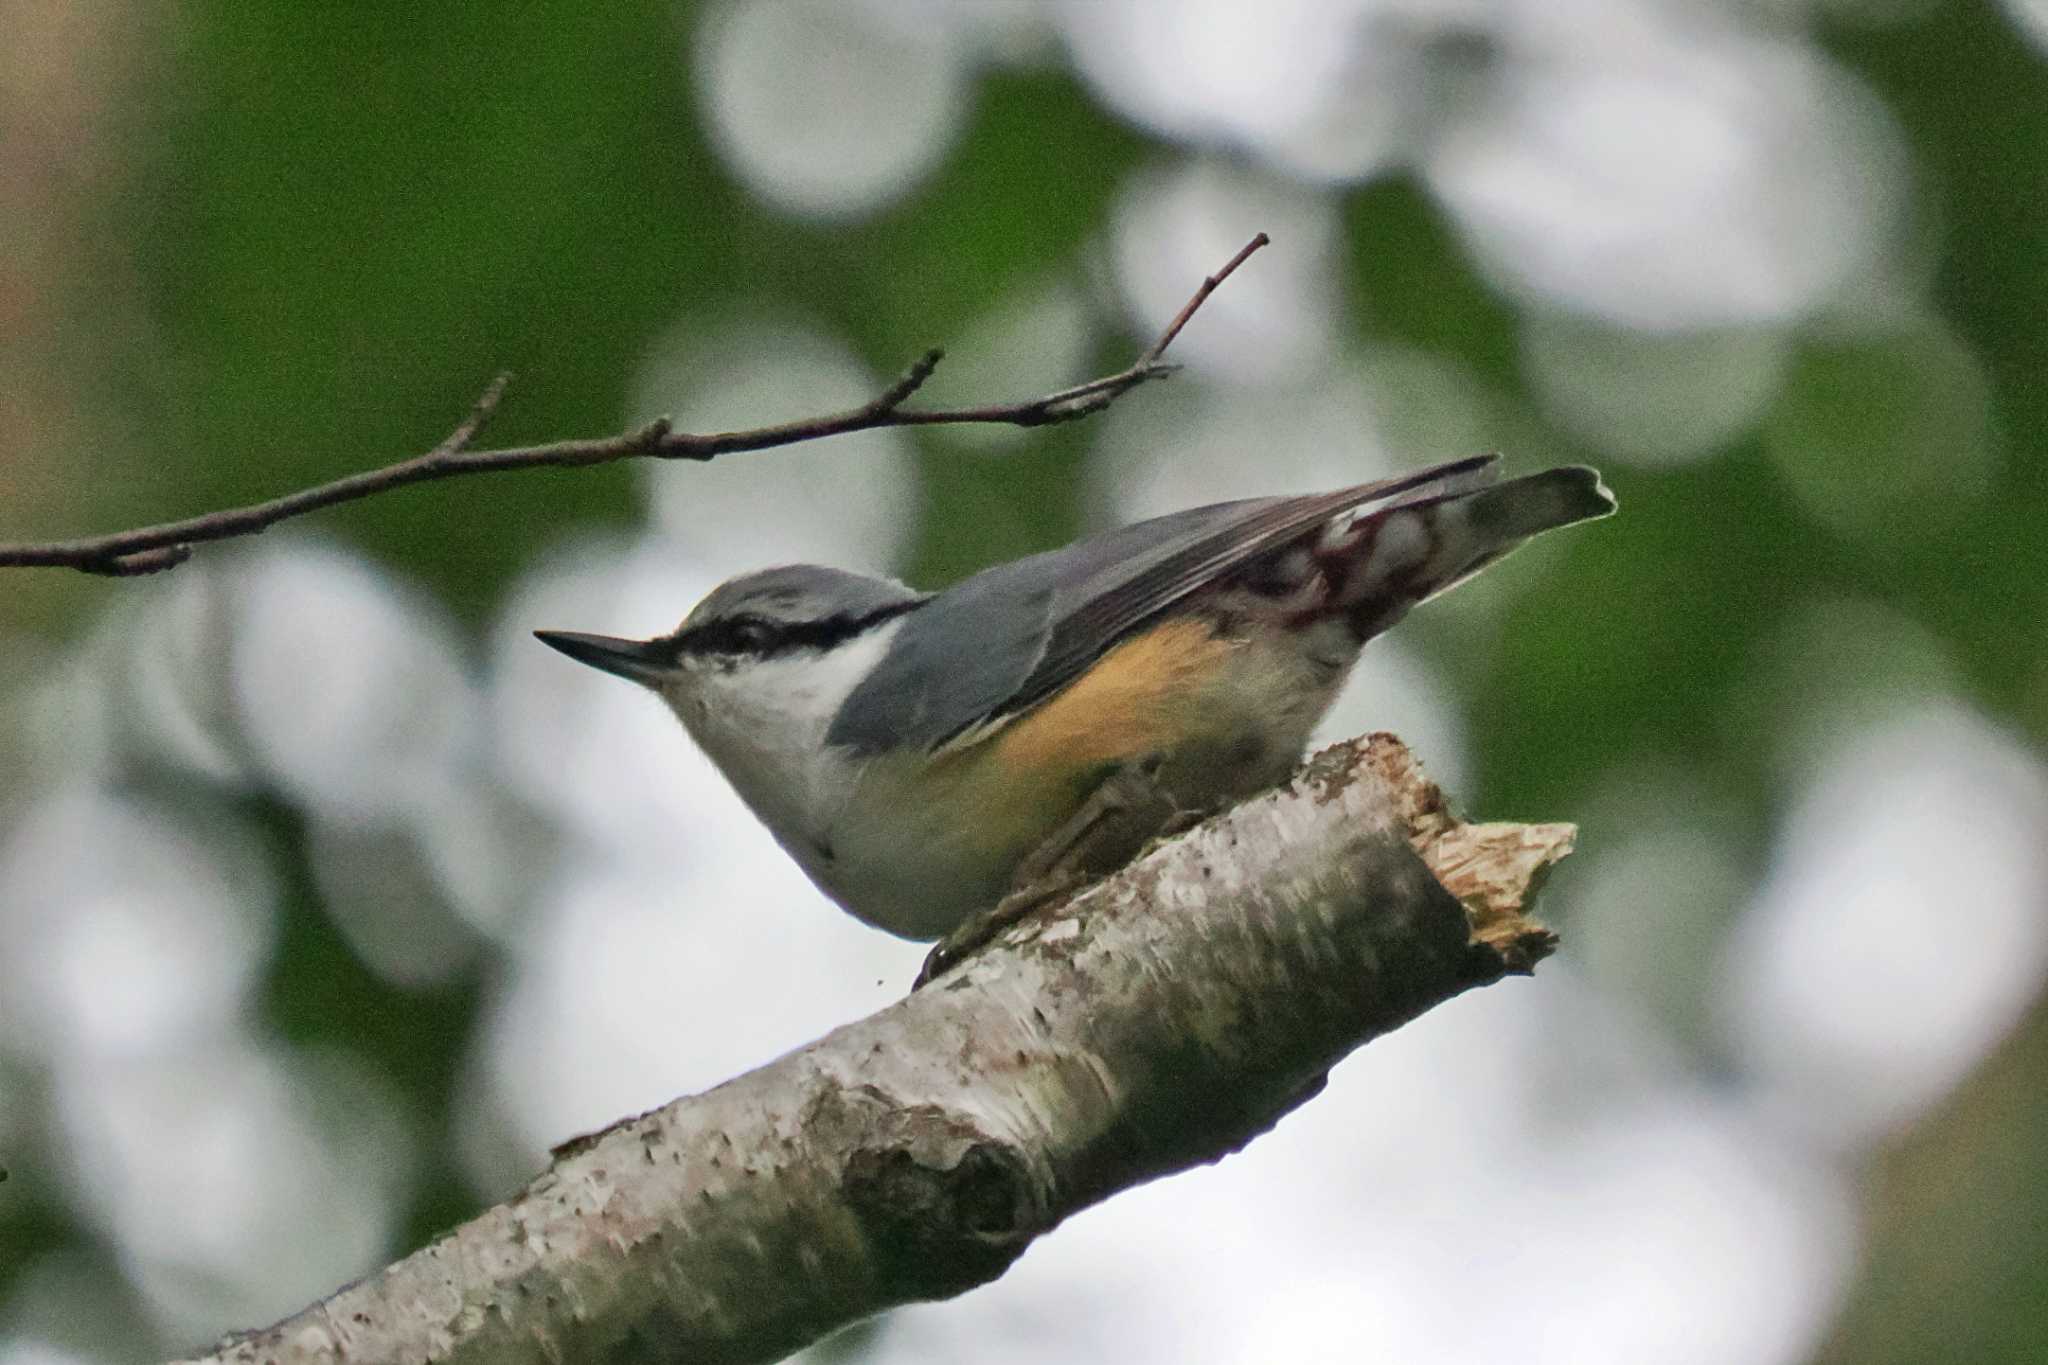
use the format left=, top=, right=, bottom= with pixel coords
left=990, top=618, right=1240, bottom=784
left=839, top=617, right=1246, bottom=903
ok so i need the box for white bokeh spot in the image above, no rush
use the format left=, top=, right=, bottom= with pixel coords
left=229, top=540, right=477, bottom=822
left=1428, top=24, right=1901, bottom=330
left=52, top=1042, right=411, bottom=1344
left=0, top=789, right=274, bottom=1061
left=478, top=855, right=917, bottom=1161
left=697, top=0, right=968, bottom=218
left=1720, top=704, right=2048, bottom=1148
left=1058, top=0, right=1421, bottom=181
left=633, top=321, right=922, bottom=577
left=1999, top=0, right=2048, bottom=54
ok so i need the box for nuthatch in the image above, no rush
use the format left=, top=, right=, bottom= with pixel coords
left=537, top=454, right=1613, bottom=942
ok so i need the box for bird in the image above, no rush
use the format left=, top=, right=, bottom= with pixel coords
left=536, top=454, right=1613, bottom=950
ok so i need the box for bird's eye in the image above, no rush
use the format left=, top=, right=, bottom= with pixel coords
left=727, top=618, right=777, bottom=653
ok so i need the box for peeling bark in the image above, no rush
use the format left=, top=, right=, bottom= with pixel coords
left=181, top=734, right=1575, bottom=1365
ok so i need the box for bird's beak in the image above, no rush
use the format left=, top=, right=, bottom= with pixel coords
left=533, top=630, right=678, bottom=687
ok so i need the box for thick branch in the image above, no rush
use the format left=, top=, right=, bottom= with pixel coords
left=179, top=734, right=1571, bottom=1365
left=0, top=234, right=1270, bottom=578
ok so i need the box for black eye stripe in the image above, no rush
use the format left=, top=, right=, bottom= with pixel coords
left=677, top=598, right=922, bottom=659
left=675, top=614, right=775, bottom=657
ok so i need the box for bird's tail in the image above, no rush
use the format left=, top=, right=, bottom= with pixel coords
left=1317, top=465, right=1615, bottom=635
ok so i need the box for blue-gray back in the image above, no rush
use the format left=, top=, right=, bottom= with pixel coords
left=826, top=454, right=1498, bottom=755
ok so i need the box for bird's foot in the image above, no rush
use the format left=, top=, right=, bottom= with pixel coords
left=915, top=869, right=1093, bottom=989
left=913, top=758, right=1190, bottom=989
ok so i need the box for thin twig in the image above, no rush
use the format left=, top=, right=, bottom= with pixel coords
left=0, top=235, right=1272, bottom=578
left=434, top=370, right=514, bottom=457
left=1140, top=230, right=1268, bottom=365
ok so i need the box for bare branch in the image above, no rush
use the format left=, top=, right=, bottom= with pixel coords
left=176, top=734, right=1571, bottom=1365
left=0, top=236, right=1272, bottom=578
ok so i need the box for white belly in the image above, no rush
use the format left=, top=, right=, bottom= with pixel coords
left=799, top=750, right=1032, bottom=939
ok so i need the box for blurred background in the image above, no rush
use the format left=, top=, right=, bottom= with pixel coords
left=3, top=1, right=2045, bottom=1361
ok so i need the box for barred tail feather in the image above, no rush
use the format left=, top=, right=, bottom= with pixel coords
left=1445, top=464, right=1615, bottom=544
left=1323, top=465, right=1614, bottom=631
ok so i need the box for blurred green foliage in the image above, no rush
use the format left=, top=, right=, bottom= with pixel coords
left=3, top=1, right=2046, bottom=1361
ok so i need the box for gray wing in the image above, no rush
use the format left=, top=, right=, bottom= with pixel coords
left=827, top=454, right=1499, bottom=755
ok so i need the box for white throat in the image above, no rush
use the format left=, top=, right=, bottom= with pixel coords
left=658, top=619, right=903, bottom=853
